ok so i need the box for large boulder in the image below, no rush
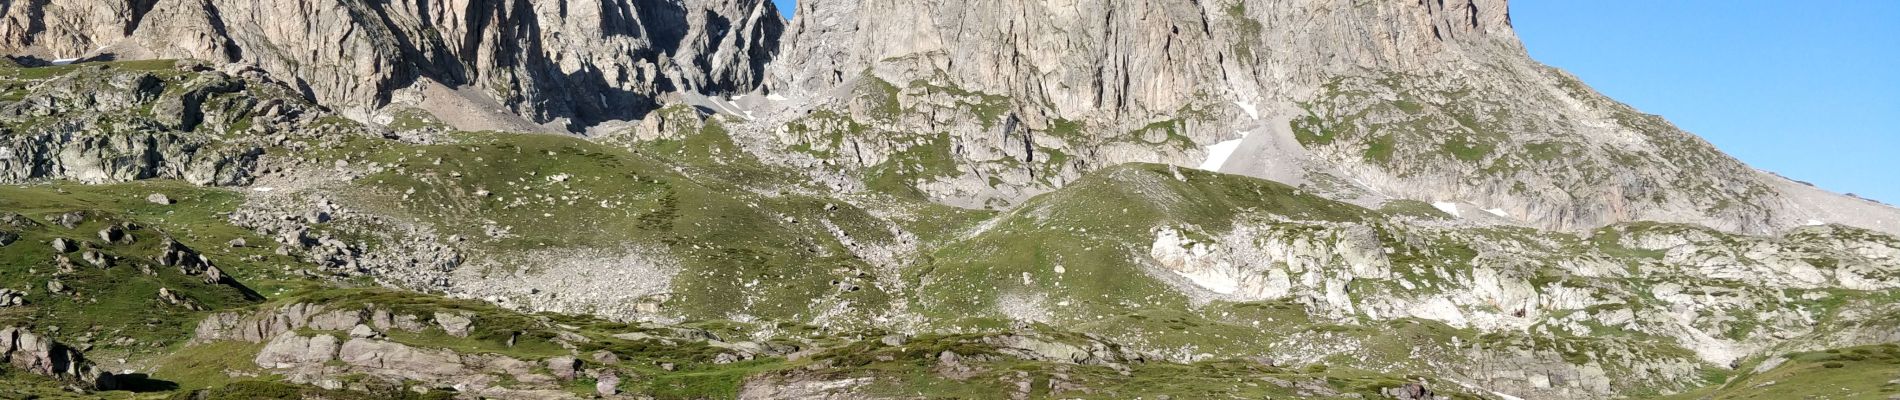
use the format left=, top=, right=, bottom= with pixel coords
left=0, top=326, right=119, bottom=390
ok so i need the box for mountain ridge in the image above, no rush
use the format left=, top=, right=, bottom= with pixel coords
left=1, top=1, right=1898, bottom=399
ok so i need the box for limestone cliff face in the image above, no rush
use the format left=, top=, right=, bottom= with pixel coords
left=0, top=0, right=783, bottom=129
left=757, top=0, right=1899, bottom=236
left=770, top=0, right=1515, bottom=121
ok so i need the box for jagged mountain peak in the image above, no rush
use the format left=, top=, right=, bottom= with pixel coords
left=0, top=0, right=786, bottom=130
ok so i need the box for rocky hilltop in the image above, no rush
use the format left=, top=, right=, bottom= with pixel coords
left=1, top=1, right=1898, bottom=399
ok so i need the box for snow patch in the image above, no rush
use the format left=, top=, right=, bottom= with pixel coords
left=1432, top=202, right=1462, bottom=218
left=1197, top=131, right=1251, bottom=171
left=1484, top=208, right=1509, bottom=218
left=251, top=187, right=276, bottom=192
left=766, top=94, right=789, bottom=101
left=51, top=58, right=80, bottom=65
left=1234, top=100, right=1259, bottom=120
left=1490, top=391, right=1526, bottom=400
left=1805, top=219, right=1825, bottom=226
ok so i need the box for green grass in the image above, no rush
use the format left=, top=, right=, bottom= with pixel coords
left=911, top=163, right=1373, bottom=324
left=0, top=181, right=293, bottom=349
left=1664, top=345, right=1900, bottom=400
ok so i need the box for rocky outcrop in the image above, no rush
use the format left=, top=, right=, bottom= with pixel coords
left=1, top=0, right=784, bottom=129
left=0, top=326, right=119, bottom=391
left=0, top=63, right=292, bottom=186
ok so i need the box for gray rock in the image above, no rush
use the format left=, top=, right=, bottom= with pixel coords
left=348, top=324, right=381, bottom=339
left=50, top=238, right=76, bottom=253
left=80, top=251, right=110, bottom=268
left=146, top=193, right=173, bottom=205
left=434, top=312, right=473, bottom=338
left=254, top=333, right=340, bottom=368
left=52, top=213, right=84, bottom=229
left=596, top=373, right=622, bottom=396
left=0, top=289, right=25, bottom=307
left=591, top=350, right=620, bottom=365
left=0, top=326, right=119, bottom=390
left=97, top=226, right=128, bottom=244
left=879, top=334, right=909, bottom=347
left=0, top=0, right=786, bottom=130
left=546, top=356, right=579, bottom=380
left=0, top=230, right=16, bottom=247
left=44, top=280, right=67, bottom=294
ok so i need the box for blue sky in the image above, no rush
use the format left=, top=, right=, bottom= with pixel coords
left=1514, top=1, right=1899, bottom=204
left=770, top=1, right=1897, bottom=203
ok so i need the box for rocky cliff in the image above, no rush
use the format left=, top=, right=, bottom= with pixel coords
left=0, top=0, right=783, bottom=130
left=750, top=0, right=1900, bottom=236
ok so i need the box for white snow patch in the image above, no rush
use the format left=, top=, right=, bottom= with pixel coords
left=1432, top=202, right=1462, bottom=218
left=1490, top=391, right=1526, bottom=400
left=766, top=94, right=789, bottom=101
left=1484, top=208, right=1509, bottom=218
left=1805, top=219, right=1825, bottom=226
left=51, top=58, right=80, bottom=65
left=1197, top=131, right=1251, bottom=171
left=1234, top=101, right=1259, bottom=120
left=251, top=187, right=276, bottom=192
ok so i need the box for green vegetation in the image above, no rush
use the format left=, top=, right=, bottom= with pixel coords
left=1664, top=345, right=1900, bottom=400
left=0, top=182, right=297, bottom=349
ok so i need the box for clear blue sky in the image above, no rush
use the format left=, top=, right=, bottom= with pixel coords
left=1514, top=1, right=1900, bottom=204
left=770, top=1, right=1898, bottom=204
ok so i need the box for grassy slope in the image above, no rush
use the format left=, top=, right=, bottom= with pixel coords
left=1663, top=345, right=1900, bottom=400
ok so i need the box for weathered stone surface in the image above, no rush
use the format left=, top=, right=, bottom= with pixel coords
left=255, top=333, right=340, bottom=369
left=0, top=326, right=119, bottom=390
left=435, top=312, right=474, bottom=338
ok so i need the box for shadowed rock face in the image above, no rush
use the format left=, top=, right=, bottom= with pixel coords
left=0, top=0, right=784, bottom=130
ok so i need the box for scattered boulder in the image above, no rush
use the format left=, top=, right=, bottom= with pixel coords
left=97, top=226, right=131, bottom=244
left=52, top=212, right=85, bottom=229
left=158, top=288, right=204, bottom=311
left=227, top=238, right=247, bottom=248
left=0, top=213, right=36, bottom=228
left=435, top=312, right=473, bottom=338
left=202, top=265, right=227, bottom=285
left=595, top=372, right=621, bottom=396
left=0, top=289, right=24, bottom=307
left=50, top=238, right=77, bottom=253
left=0, top=326, right=120, bottom=390
left=146, top=193, right=173, bottom=205
left=880, top=334, right=909, bottom=347
left=81, top=251, right=111, bottom=268
left=591, top=350, right=620, bottom=365
left=54, top=255, right=79, bottom=273
left=1384, top=383, right=1441, bottom=400
left=45, top=280, right=68, bottom=294
left=0, top=230, right=18, bottom=247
